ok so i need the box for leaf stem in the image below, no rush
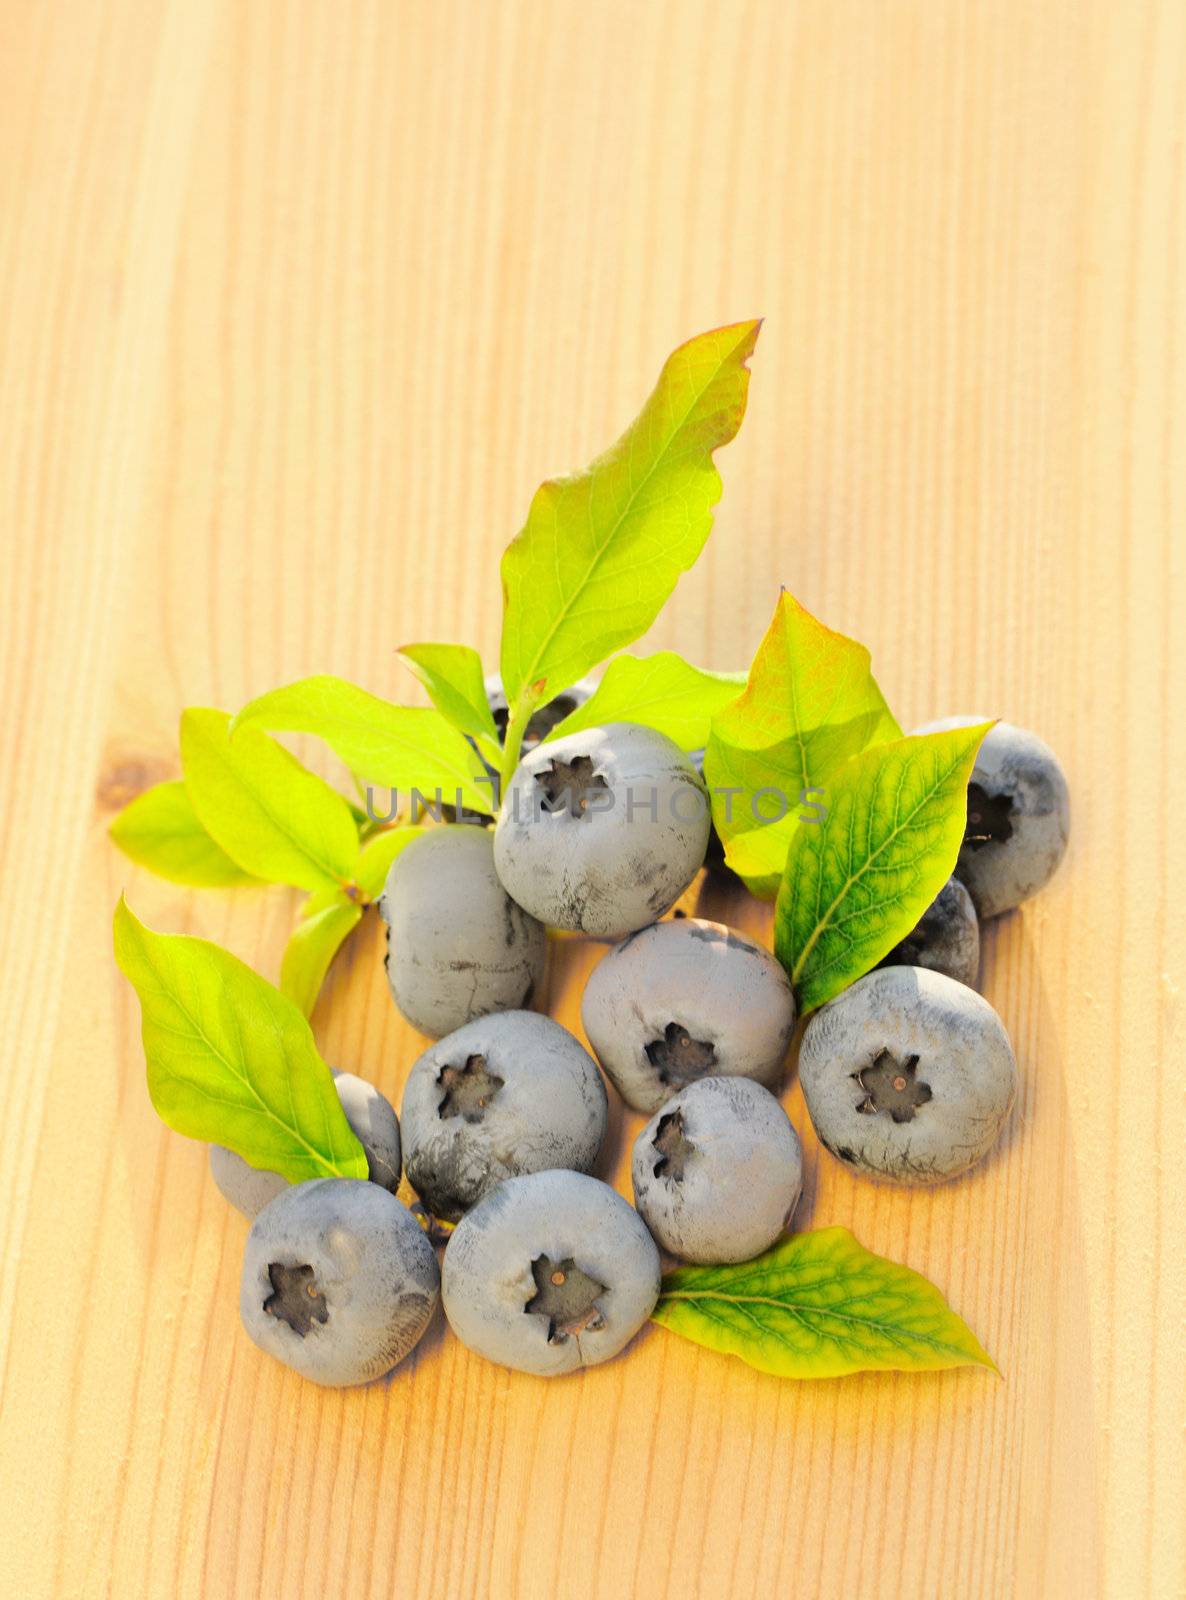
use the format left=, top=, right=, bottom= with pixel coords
left=498, top=717, right=524, bottom=809
left=498, top=693, right=536, bottom=809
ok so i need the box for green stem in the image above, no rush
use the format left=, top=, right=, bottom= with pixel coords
left=499, top=700, right=531, bottom=810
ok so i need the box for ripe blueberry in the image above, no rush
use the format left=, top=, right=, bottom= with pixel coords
left=493, top=722, right=710, bottom=939
left=631, top=1076, right=803, bottom=1263
left=379, top=825, right=546, bottom=1038
left=400, top=1010, right=608, bottom=1221
left=798, top=965, right=1017, bottom=1184
left=914, top=718, right=1070, bottom=919
left=441, top=1169, right=660, bottom=1375
left=580, top=918, right=796, bottom=1113
left=878, top=875, right=980, bottom=989
left=239, top=1178, right=439, bottom=1386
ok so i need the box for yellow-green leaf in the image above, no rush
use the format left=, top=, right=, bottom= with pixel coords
left=354, top=825, right=424, bottom=900
left=545, top=652, right=745, bottom=751
left=499, top=320, right=761, bottom=708
left=233, top=676, right=495, bottom=816
left=109, top=780, right=261, bottom=887
left=285, top=828, right=423, bottom=1014
left=113, top=898, right=367, bottom=1182
left=398, top=642, right=501, bottom=757
left=181, top=708, right=359, bottom=894
left=281, top=898, right=363, bottom=1017
left=775, top=723, right=993, bottom=1012
left=653, top=1227, right=997, bottom=1380
left=705, top=592, right=901, bottom=898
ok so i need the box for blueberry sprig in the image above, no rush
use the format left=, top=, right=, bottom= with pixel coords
left=111, top=320, right=1070, bottom=1389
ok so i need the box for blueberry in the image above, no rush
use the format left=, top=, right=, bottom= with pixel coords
left=239, top=1178, right=439, bottom=1386
left=441, top=1169, right=660, bottom=1375
left=379, top=825, right=546, bottom=1037
left=400, top=1010, right=608, bottom=1221
left=632, top=1076, right=803, bottom=1263
left=877, top=875, right=980, bottom=989
left=799, top=966, right=1017, bottom=1185
left=913, top=718, right=1070, bottom=918
left=580, top=918, right=796, bottom=1113
left=439, top=678, right=600, bottom=824
left=210, top=1069, right=402, bottom=1219
left=493, top=723, right=710, bottom=939
left=484, top=672, right=596, bottom=750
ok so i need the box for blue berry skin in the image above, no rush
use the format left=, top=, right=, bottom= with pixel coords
left=401, top=1011, right=607, bottom=1222
left=441, top=1170, right=659, bottom=1376
left=379, top=826, right=546, bottom=1038
left=878, top=876, right=980, bottom=989
left=494, top=723, right=710, bottom=939
left=632, top=1076, right=803, bottom=1264
left=239, top=1178, right=439, bottom=1387
left=913, top=718, right=1070, bottom=919
left=799, top=966, right=1016, bottom=1185
left=581, top=918, right=795, bottom=1114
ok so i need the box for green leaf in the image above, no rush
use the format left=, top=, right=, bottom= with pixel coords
left=499, top=320, right=761, bottom=708
left=774, top=722, right=993, bottom=1012
left=109, top=780, right=262, bottom=887
left=545, top=652, right=745, bottom=750
left=113, top=897, right=367, bottom=1182
left=232, top=676, right=495, bottom=816
left=705, top=592, right=901, bottom=898
left=181, top=708, right=360, bottom=894
left=652, top=1226, right=997, bottom=1380
left=398, top=642, right=501, bottom=755
left=354, top=825, right=424, bottom=900
left=281, top=898, right=364, bottom=1017
left=284, top=828, right=423, bottom=1014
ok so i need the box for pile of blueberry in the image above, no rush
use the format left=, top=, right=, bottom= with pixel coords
left=216, top=686, right=1069, bottom=1386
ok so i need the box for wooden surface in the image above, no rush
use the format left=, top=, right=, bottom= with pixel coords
left=1, top=3, right=1183, bottom=1596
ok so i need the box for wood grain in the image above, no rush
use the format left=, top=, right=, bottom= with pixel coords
left=1, top=2, right=1182, bottom=1595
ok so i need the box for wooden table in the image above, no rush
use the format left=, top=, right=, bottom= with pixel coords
left=2, top=3, right=1182, bottom=1595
